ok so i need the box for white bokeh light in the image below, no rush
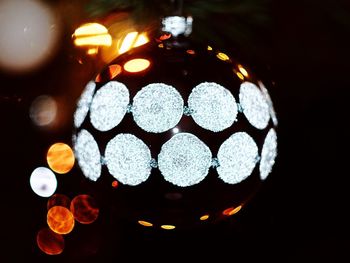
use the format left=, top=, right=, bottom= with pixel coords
left=90, top=81, right=129, bottom=131
left=158, top=133, right=212, bottom=187
left=74, top=129, right=101, bottom=181
left=30, top=167, right=57, bottom=197
left=0, top=0, right=60, bottom=72
left=239, top=82, right=270, bottom=130
left=260, top=128, right=277, bottom=180
left=74, top=81, right=96, bottom=128
left=105, top=134, right=152, bottom=186
left=132, top=83, right=184, bottom=133
left=217, top=132, right=259, bottom=184
left=188, top=82, right=238, bottom=132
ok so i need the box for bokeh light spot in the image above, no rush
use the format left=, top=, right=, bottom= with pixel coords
left=70, top=195, right=99, bottom=224
left=217, top=52, right=230, bottom=61
left=161, top=225, right=176, bottom=230
left=159, top=33, right=171, bottom=41
left=186, top=49, right=195, bottom=55
left=30, top=167, right=57, bottom=197
left=238, top=64, right=249, bottom=77
left=207, top=45, right=213, bottom=51
left=47, top=194, right=71, bottom=210
left=95, top=64, right=122, bottom=82
left=138, top=220, right=153, bottom=227
left=47, top=206, right=75, bottom=234
left=73, top=23, right=112, bottom=47
left=36, top=228, right=64, bottom=255
left=222, top=205, right=242, bottom=216
left=47, top=143, right=75, bottom=174
left=30, top=95, right=57, bottom=127
left=111, top=180, right=119, bottom=188
left=124, top=58, right=150, bottom=73
left=235, top=71, right=245, bottom=81
left=200, top=214, right=209, bottom=221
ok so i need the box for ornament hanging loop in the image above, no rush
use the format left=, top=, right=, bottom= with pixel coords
left=171, top=0, right=184, bottom=16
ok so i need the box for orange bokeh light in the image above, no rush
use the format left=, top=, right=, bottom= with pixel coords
left=46, top=143, right=75, bottom=174
left=47, top=206, right=75, bottom=235
left=222, top=205, right=242, bottom=216
left=124, top=58, right=150, bottom=73
left=36, top=228, right=64, bottom=255
left=70, top=194, right=99, bottom=224
left=186, top=49, right=195, bottom=55
left=159, top=33, right=171, bottom=41
left=111, top=180, right=119, bottom=188
left=138, top=220, right=153, bottom=227
left=238, top=64, right=249, bottom=77
left=47, top=194, right=71, bottom=210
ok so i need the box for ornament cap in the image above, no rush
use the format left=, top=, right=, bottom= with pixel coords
left=161, top=16, right=193, bottom=37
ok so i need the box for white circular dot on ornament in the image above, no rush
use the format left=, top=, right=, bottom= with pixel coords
left=258, top=81, right=278, bottom=126
left=30, top=167, right=57, bottom=197
left=74, top=129, right=101, bottom=181
left=217, top=132, right=259, bottom=184
left=158, top=133, right=212, bottom=187
left=260, top=128, right=278, bottom=180
left=132, top=83, right=184, bottom=133
left=90, top=81, right=129, bottom=131
left=74, top=81, right=96, bottom=128
left=239, top=82, right=270, bottom=130
left=105, top=133, right=152, bottom=186
left=188, top=82, right=238, bottom=132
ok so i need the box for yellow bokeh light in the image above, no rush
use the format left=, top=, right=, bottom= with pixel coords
left=118, top=32, right=149, bottom=54
left=73, top=23, right=112, bottom=47
left=161, top=225, right=176, bottom=230
left=238, top=64, right=249, bottom=77
left=200, top=214, right=209, bottom=221
left=124, top=58, right=150, bottom=73
left=138, top=220, right=153, bottom=227
left=118, top=31, right=138, bottom=54
left=235, top=71, right=245, bottom=80
left=74, top=23, right=108, bottom=36
left=74, top=35, right=112, bottom=47
left=47, top=143, right=75, bottom=174
left=217, top=52, right=230, bottom=61
left=87, top=47, right=98, bottom=55
left=134, top=33, right=149, bottom=48
left=207, top=45, right=213, bottom=51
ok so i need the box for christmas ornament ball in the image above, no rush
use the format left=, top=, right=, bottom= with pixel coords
left=72, top=20, right=278, bottom=228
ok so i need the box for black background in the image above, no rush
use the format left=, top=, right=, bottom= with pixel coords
left=1, top=0, right=349, bottom=261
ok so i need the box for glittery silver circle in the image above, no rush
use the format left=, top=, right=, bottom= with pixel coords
left=74, top=81, right=96, bottom=128
left=158, top=133, right=212, bottom=187
left=188, top=82, right=238, bottom=132
left=259, top=81, right=278, bottom=126
left=239, top=82, right=270, bottom=130
left=74, top=129, right=101, bottom=181
left=217, top=132, right=258, bottom=184
left=260, top=128, right=277, bottom=180
left=90, top=81, right=129, bottom=131
left=105, top=133, right=152, bottom=186
left=132, top=83, right=184, bottom=133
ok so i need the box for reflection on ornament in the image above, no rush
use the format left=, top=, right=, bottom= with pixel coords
left=30, top=95, right=57, bottom=127
left=30, top=167, right=57, bottom=198
left=36, top=228, right=64, bottom=255
left=72, top=15, right=278, bottom=228
left=47, top=206, right=75, bottom=235
left=0, top=0, right=60, bottom=72
left=47, top=194, right=71, bottom=210
left=70, top=195, right=99, bottom=224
